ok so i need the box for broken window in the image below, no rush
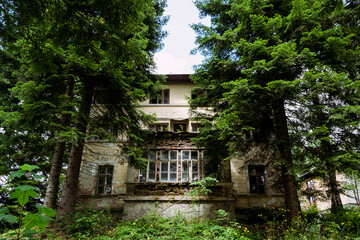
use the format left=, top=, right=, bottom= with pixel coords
left=174, top=123, right=187, bottom=132
left=149, top=123, right=169, bottom=132
left=150, top=89, right=170, bottom=104
left=97, top=165, right=113, bottom=195
left=248, top=165, right=265, bottom=194
left=191, top=123, right=200, bottom=133
left=140, top=149, right=203, bottom=183
left=181, top=150, right=199, bottom=182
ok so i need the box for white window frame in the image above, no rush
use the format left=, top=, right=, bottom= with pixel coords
left=181, top=150, right=199, bottom=182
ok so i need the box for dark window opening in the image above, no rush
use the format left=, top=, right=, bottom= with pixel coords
left=191, top=123, right=200, bottom=133
left=150, top=123, right=169, bottom=132
left=174, top=123, right=187, bottom=132
left=150, top=89, right=170, bottom=104
left=248, top=165, right=265, bottom=194
left=97, top=165, right=113, bottom=195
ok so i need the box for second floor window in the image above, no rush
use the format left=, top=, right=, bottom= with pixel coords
left=150, top=89, right=169, bottom=104
left=150, top=123, right=169, bottom=132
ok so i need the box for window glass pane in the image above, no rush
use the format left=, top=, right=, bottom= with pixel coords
left=170, top=173, right=177, bottom=182
left=149, top=161, right=156, bottom=171
left=161, top=151, right=168, bottom=160
left=250, top=176, right=257, bottom=185
left=182, top=173, right=188, bottom=181
left=149, top=151, right=156, bottom=160
left=182, top=151, right=189, bottom=160
left=161, top=162, right=168, bottom=171
left=106, top=176, right=112, bottom=185
left=182, top=162, right=188, bottom=171
left=192, top=162, right=198, bottom=172
left=156, top=125, right=162, bottom=132
left=191, top=151, right=198, bottom=160
left=170, top=150, right=177, bottom=160
left=161, top=173, right=168, bottom=181
left=148, top=173, right=155, bottom=181
left=97, top=185, right=103, bottom=194
left=163, top=90, right=169, bottom=104
left=170, top=162, right=177, bottom=172
left=250, top=185, right=257, bottom=193
left=99, top=167, right=106, bottom=175
left=98, top=176, right=104, bottom=185
left=107, top=167, right=113, bottom=175
left=192, top=173, right=199, bottom=181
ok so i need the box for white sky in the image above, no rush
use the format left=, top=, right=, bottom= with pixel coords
left=154, top=0, right=210, bottom=74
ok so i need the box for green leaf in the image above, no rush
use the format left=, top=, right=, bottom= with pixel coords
left=19, top=164, right=40, bottom=172
left=9, top=185, right=39, bottom=206
left=0, top=214, right=18, bottom=224
left=37, top=205, right=56, bottom=217
left=23, top=213, right=52, bottom=230
left=9, top=170, right=25, bottom=180
left=0, top=207, right=9, bottom=214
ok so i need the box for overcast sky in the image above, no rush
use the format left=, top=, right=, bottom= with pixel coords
left=154, top=0, right=210, bottom=74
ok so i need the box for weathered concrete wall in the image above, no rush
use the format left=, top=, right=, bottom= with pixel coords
left=79, top=142, right=128, bottom=196
left=230, top=142, right=285, bottom=209
left=123, top=196, right=235, bottom=220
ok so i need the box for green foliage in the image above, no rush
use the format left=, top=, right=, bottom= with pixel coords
left=59, top=205, right=116, bottom=239
left=189, top=177, right=219, bottom=196
left=0, top=164, right=55, bottom=240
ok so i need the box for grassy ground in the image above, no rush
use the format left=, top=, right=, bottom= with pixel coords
left=2, top=206, right=360, bottom=239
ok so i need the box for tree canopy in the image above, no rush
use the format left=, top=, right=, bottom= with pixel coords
left=191, top=0, right=360, bottom=219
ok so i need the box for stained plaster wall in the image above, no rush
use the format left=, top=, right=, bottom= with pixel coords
left=230, top=142, right=285, bottom=209
left=78, top=142, right=128, bottom=210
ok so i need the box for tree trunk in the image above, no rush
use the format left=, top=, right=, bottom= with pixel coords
left=44, top=78, right=74, bottom=209
left=56, top=79, right=95, bottom=221
left=326, top=161, right=343, bottom=212
left=272, top=98, right=302, bottom=220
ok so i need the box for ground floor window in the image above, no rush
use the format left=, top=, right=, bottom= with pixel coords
left=97, top=165, right=113, bottom=195
left=139, top=149, right=203, bottom=183
left=248, top=165, right=265, bottom=194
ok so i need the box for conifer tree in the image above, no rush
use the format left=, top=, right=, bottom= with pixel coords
left=191, top=0, right=359, bottom=219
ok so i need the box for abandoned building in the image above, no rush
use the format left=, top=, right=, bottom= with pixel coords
left=77, top=74, right=286, bottom=219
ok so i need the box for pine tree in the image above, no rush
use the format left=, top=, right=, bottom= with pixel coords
left=191, top=0, right=360, bottom=219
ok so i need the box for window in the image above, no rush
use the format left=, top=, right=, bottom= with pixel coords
left=174, top=123, right=187, bottom=132
left=248, top=165, right=265, bottom=194
left=160, top=150, right=178, bottom=182
left=150, top=89, right=169, bottom=104
left=140, top=150, right=203, bottom=183
left=306, top=180, right=316, bottom=204
left=149, top=123, right=169, bottom=132
left=191, top=123, right=200, bottom=133
left=181, top=150, right=199, bottom=182
left=148, top=150, right=157, bottom=182
left=97, top=166, right=113, bottom=194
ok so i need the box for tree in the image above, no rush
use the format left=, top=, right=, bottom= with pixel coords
left=191, top=0, right=359, bottom=220
left=288, top=0, right=360, bottom=212
left=1, top=0, right=167, bottom=220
